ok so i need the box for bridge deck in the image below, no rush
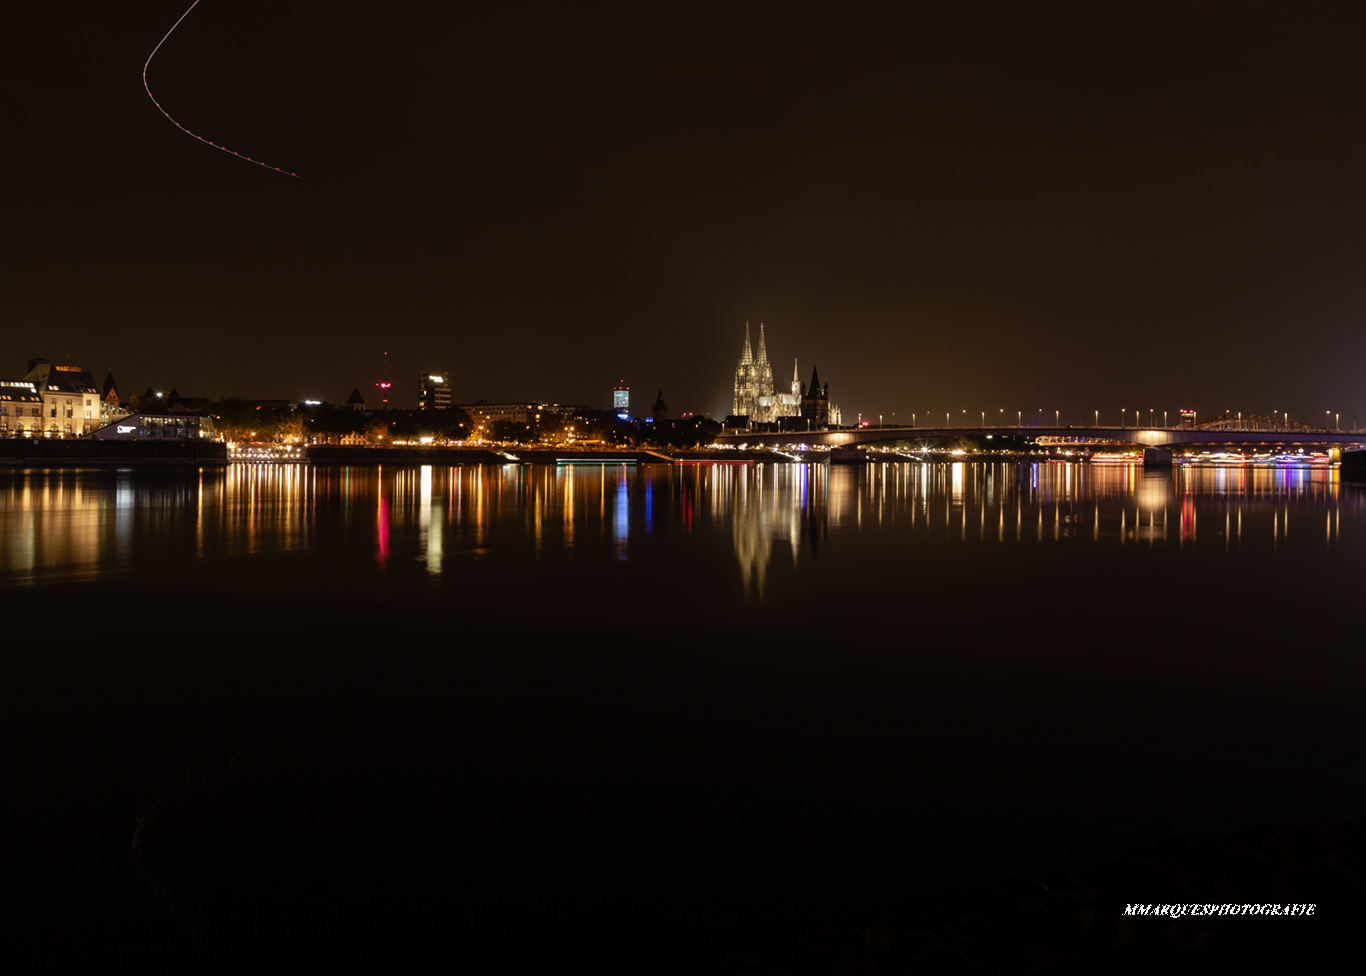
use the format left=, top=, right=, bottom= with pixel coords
left=715, top=426, right=1366, bottom=449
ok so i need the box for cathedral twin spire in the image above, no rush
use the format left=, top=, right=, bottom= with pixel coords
left=733, top=322, right=798, bottom=422
left=730, top=322, right=838, bottom=427
left=739, top=321, right=771, bottom=367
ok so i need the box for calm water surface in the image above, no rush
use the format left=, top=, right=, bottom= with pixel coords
left=6, top=461, right=1364, bottom=967
left=4, top=461, right=1361, bottom=601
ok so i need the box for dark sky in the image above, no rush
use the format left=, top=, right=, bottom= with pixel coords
left=8, top=2, right=1365, bottom=424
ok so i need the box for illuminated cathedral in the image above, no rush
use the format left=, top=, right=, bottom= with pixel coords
left=731, top=323, right=840, bottom=428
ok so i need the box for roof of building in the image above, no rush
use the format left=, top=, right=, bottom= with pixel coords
left=0, top=380, right=42, bottom=403
left=347, top=387, right=367, bottom=405
left=23, top=359, right=99, bottom=396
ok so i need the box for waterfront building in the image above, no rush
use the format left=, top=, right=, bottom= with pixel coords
left=613, top=383, right=629, bottom=414
left=87, top=413, right=214, bottom=441
left=22, top=358, right=101, bottom=437
left=417, top=371, right=452, bottom=411
left=456, top=401, right=562, bottom=433
left=0, top=380, right=44, bottom=437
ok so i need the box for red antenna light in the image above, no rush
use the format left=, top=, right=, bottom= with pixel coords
left=376, top=352, right=392, bottom=408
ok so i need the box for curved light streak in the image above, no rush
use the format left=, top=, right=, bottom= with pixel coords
left=143, top=1, right=297, bottom=177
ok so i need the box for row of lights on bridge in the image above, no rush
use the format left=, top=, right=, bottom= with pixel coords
left=853, top=409, right=1349, bottom=430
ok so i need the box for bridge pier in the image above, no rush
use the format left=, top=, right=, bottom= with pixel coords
left=1143, top=446, right=1173, bottom=467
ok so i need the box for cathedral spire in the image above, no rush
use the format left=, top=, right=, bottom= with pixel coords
left=756, top=322, right=769, bottom=365
left=741, top=322, right=753, bottom=365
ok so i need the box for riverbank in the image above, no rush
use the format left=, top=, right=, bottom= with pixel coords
left=0, top=438, right=227, bottom=465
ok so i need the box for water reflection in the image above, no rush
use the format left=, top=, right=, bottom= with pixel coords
left=0, top=463, right=1359, bottom=598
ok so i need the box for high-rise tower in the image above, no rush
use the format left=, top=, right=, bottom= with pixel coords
left=417, top=370, right=451, bottom=410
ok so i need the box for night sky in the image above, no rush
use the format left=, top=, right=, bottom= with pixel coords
left=8, top=2, right=1365, bottom=423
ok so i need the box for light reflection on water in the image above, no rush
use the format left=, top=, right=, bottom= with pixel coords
left=0, top=462, right=1359, bottom=597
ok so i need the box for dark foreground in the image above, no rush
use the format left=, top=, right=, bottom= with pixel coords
left=9, top=583, right=1365, bottom=973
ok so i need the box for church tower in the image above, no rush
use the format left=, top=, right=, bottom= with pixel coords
left=754, top=323, right=775, bottom=404
left=801, top=364, right=830, bottom=428
left=732, top=323, right=755, bottom=417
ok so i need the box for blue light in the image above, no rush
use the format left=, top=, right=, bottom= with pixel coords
left=617, top=412, right=630, bottom=420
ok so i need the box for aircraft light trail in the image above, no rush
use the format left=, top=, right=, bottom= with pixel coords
left=143, top=1, right=297, bottom=177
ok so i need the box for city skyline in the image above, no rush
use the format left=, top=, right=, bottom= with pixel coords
left=7, top=4, right=1364, bottom=424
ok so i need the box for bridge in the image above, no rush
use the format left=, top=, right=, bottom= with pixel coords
left=715, top=425, right=1366, bottom=464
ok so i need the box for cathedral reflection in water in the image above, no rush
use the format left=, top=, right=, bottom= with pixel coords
left=0, top=462, right=1355, bottom=601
